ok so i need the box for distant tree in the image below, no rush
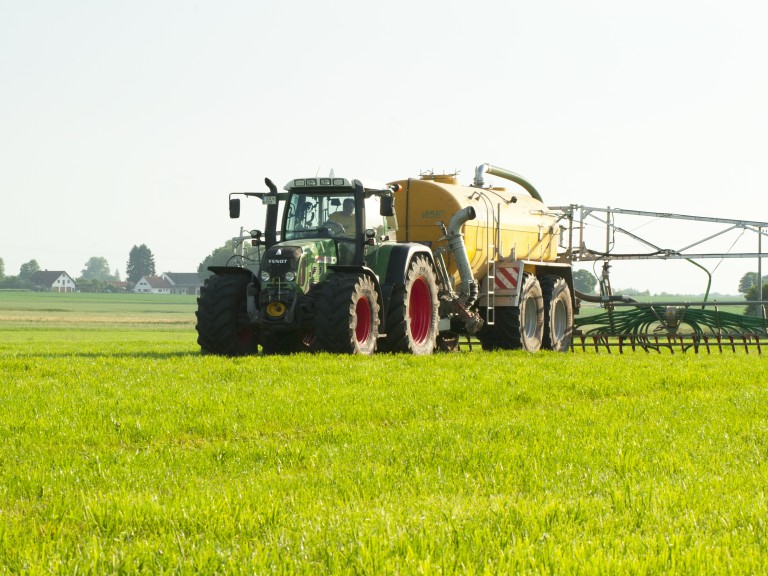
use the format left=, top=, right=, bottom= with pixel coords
left=76, top=278, right=111, bottom=293
left=0, top=275, right=33, bottom=290
left=573, top=269, right=598, bottom=295
left=738, top=272, right=768, bottom=294
left=198, top=239, right=261, bottom=279
left=0, top=257, right=5, bottom=279
left=198, top=242, right=235, bottom=279
left=126, top=244, right=156, bottom=284
left=612, top=287, right=650, bottom=297
left=113, top=269, right=121, bottom=281
left=80, top=256, right=113, bottom=282
left=744, top=282, right=768, bottom=317
left=19, top=259, right=40, bottom=280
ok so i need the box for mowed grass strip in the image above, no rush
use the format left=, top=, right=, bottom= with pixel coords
left=0, top=291, right=197, bottom=330
left=2, top=329, right=768, bottom=574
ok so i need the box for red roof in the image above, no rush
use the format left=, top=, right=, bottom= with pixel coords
left=140, top=275, right=174, bottom=289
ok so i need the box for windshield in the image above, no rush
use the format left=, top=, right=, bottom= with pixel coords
left=283, top=190, right=396, bottom=241
left=284, top=191, right=355, bottom=240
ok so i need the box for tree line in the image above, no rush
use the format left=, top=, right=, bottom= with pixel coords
left=0, top=244, right=158, bottom=292
left=4, top=239, right=765, bottom=313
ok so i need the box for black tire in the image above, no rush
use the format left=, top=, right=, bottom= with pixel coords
left=476, top=273, right=543, bottom=352
left=314, top=273, right=379, bottom=354
left=477, top=306, right=513, bottom=351
left=476, top=309, right=497, bottom=350
left=195, top=273, right=259, bottom=356
left=515, top=273, right=544, bottom=352
left=383, top=255, right=439, bottom=355
left=540, top=275, right=573, bottom=352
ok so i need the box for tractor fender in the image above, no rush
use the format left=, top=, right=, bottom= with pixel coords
left=206, top=266, right=258, bottom=281
left=382, top=244, right=435, bottom=289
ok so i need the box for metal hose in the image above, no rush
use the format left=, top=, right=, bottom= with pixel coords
left=446, top=206, right=478, bottom=306
left=473, top=164, right=544, bottom=203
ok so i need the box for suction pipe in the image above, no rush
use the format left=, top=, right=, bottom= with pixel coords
left=474, top=163, right=544, bottom=203
left=446, top=206, right=479, bottom=305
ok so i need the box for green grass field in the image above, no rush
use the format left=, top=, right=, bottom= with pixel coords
left=1, top=291, right=767, bottom=574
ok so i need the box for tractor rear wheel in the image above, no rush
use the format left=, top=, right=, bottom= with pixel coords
left=195, top=273, right=259, bottom=356
left=314, top=273, right=380, bottom=354
left=384, top=255, right=439, bottom=355
left=540, top=275, right=573, bottom=352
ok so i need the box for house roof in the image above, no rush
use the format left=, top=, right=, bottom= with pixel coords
left=140, top=275, right=174, bottom=289
left=163, top=272, right=201, bottom=286
left=31, top=270, right=72, bottom=285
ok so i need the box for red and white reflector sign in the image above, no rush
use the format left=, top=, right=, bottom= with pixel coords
left=495, top=266, right=520, bottom=290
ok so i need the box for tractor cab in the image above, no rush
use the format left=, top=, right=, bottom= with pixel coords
left=281, top=178, right=397, bottom=265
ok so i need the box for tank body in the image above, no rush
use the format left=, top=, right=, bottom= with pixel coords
left=390, top=174, right=559, bottom=285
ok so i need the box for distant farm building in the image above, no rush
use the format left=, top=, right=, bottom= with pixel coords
left=134, top=273, right=201, bottom=295
left=31, top=270, right=76, bottom=292
left=161, top=272, right=202, bottom=295
left=134, top=275, right=174, bottom=294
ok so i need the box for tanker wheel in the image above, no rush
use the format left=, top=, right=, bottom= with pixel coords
left=478, top=273, right=543, bottom=351
left=195, top=273, right=259, bottom=356
left=515, top=273, right=544, bottom=352
left=477, top=306, right=516, bottom=351
left=314, top=273, right=379, bottom=354
left=384, top=255, right=439, bottom=355
left=540, top=275, right=573, bottom=352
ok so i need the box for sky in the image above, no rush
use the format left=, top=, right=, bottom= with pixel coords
left=1, top=0, right=767, bottom=295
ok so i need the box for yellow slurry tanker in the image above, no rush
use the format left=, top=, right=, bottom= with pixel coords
left=390, top=163, right=573, bottom=352
left=196, top=163, right=575, bottom=355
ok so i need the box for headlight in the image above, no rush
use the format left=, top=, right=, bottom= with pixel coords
left=260, top=270, right=270, bottom=282
left=284, top=271, right=295, bottom=282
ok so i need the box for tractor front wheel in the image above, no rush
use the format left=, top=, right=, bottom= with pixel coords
left=195, top=273, right=259, bottom=356
left=384, top=255, right=439, bottom=355
left=314, top=273, right=380, bottom=354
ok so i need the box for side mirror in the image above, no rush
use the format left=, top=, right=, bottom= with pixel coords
left=380, top=195, right=394, bottom=217
left=229, top=198, right=241, bottom=219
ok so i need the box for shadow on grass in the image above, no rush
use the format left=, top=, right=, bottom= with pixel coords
left=8, top=351, right=204, bottom=360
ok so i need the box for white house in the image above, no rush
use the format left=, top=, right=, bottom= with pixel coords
left=161, top=272, right=202, bottom=295
left=133, top=275, right=174, bottom=294
left=31, top=270, right=77, bottom=292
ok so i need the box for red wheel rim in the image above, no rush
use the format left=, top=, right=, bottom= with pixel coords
left=409, top=277, right=432, bottom=344
left=355, top=296, right=372, bottom=344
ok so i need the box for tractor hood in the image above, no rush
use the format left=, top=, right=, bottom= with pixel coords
left=259, top=239, right=338, bottom=293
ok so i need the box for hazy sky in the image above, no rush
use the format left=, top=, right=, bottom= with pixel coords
left=2, top=1, right=767, bottom=294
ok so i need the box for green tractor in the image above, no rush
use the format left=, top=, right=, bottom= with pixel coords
left=195, top=176, right=441, bottom=355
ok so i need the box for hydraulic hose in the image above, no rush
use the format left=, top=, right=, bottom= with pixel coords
left=575, top=290, right=637, bottom=304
